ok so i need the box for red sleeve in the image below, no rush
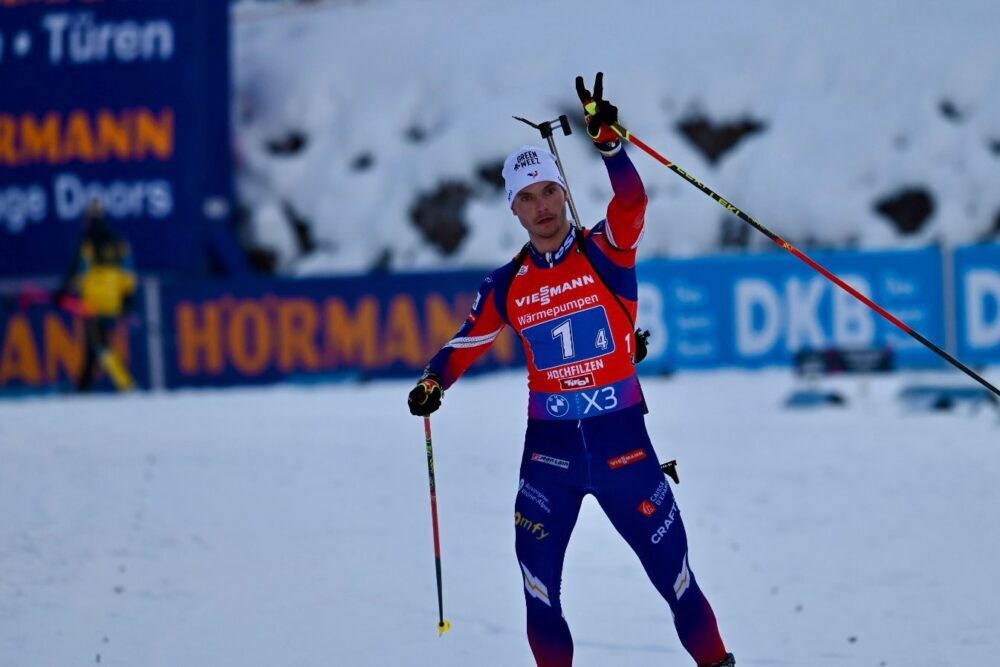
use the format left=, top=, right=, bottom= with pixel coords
left=424, top=272, right=507, bottom=389
left=602, top=147, right=647, bottom=252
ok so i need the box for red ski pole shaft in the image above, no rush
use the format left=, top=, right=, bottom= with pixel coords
left=610, top=122, right=1000, bottom=399
left=423, top=417, right=452, bottom=636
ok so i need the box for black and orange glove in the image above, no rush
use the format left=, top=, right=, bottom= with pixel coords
left=407, top=373, right=443, bottom=416
left=576, top=72, right=621, bottom=156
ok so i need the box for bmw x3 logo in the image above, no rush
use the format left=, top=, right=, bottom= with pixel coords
left=545, top=394, right=570, bottom=417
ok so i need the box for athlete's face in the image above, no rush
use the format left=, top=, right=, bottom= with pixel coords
left=512, top=181, right=570, bottom=252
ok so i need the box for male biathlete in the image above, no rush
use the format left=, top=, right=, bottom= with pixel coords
left=408, top=74, right=735, bottom=667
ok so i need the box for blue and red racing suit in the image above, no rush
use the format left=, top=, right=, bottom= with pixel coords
left=424, top=147, right=729, bottom=666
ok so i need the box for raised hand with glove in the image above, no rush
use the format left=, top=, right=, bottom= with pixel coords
left=407, top=373, right=444, bottom=416
left=575, top=72, right=622, bottom=156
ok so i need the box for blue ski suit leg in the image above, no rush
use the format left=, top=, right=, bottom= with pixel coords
left=514, top=403, right=728, bottom=667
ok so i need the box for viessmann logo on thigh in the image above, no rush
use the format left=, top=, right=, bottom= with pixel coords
left=607, top=448, right=647, bottom=470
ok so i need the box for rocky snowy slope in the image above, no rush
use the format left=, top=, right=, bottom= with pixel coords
left=232, top=0, right=1000, bottom=275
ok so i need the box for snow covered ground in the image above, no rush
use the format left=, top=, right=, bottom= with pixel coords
left=2, top=369, right=998, bottom=666
left=233, top=0, right=1000, bottom=274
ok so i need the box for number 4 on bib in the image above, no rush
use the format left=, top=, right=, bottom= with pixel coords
left=595, top=328, right=609, bottom=350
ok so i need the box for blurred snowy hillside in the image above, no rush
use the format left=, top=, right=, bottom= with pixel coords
left=232, top=0, right=1000, bottom=275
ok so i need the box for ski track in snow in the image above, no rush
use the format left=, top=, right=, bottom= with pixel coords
left=1, top=369, right=998, bottom=666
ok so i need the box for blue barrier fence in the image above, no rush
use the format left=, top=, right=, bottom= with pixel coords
left=955, top=245, right=1000, bottom=365
left=1, top=244, right=998, bottom=392
left=157, top=271, right=525, bottom=388
left=637, top=247, right=946, bottom=372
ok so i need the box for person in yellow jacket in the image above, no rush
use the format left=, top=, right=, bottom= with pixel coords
left=59, top=200, right=138, bottom=391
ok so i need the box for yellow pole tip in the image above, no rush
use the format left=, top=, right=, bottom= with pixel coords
left=437, top=619, right=452, bottom=636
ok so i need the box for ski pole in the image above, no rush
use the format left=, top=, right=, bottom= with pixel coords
left=608, top=121, right=1000, bottom=399
left=423, top=416, right=452, bottom=636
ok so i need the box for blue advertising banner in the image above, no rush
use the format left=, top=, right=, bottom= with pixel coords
left=637, top=248, right=946, bottom=370
left=0, top=293, right=149, bottom=392
left=6, top=245, right=989, bottom=397
left=0, top=0, right=233, bottom=276
left=158, top=271, right=525, bottom=388
left=954, top=244, right=1000, bottom=364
